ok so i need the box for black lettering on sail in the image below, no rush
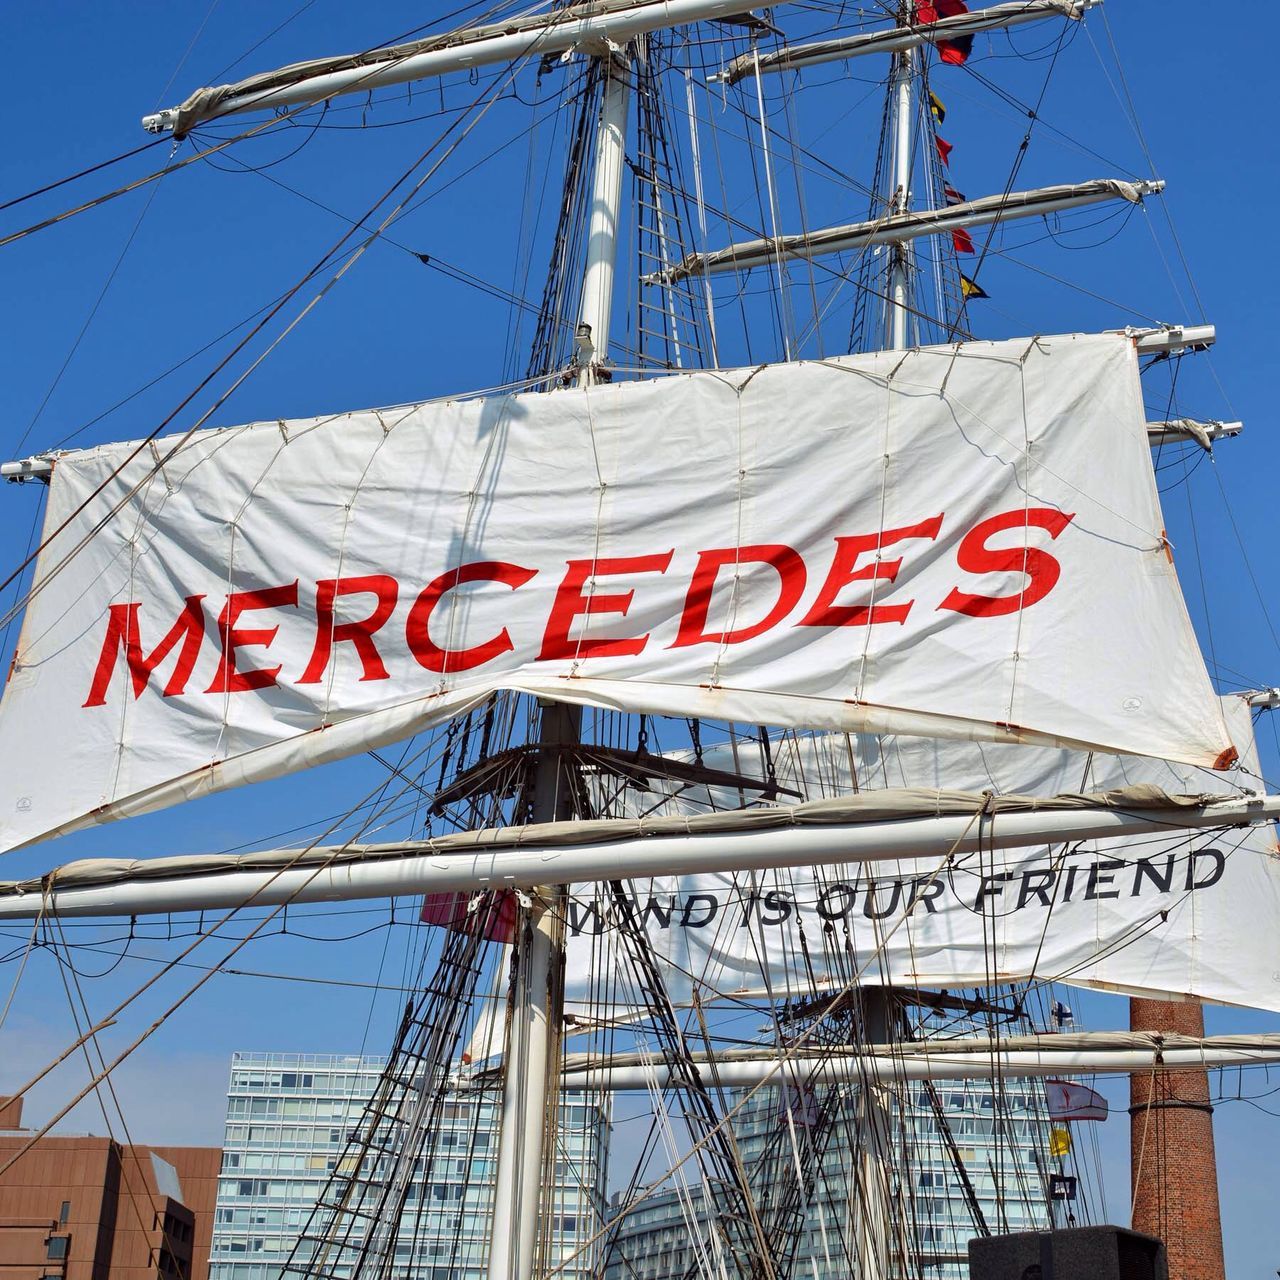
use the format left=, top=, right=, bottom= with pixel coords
left=1084, top=859, right=1123, bottom=901
left=680, top=895, right=719, bottom=928
left=1016, top=868, right=1056, bottom=909
left=640, top=896, right=676, bottom=929
left=1061, top=865, right=1080, bottom=902
left=908, top=878, right=945, bottom=914
left=1186, top=848, right=1226, bottom=891
left=566, top=897, right=605, bottom=937
left=975, top=872, right=1013, bottom=910
left=816, top=883, right=856, bottom=920
left=862, top=879, right=905, bottom=920
left=760, top=890, right=793, bottom=925
left=1131, top=855, right=1176, bottom=896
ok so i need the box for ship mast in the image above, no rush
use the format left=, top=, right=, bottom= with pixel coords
left=576, top=60, right=630, bottom=387
left=886, top=32, right=915, bottom=349
left=855, top=15, right=917, bottom=1272
left=488, top=52, right=630, bottom=1280
left=486, top=708, right=581, bottom=1280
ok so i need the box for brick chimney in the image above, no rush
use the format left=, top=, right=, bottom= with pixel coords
left=1129, top=998, right=1225, bottom=1280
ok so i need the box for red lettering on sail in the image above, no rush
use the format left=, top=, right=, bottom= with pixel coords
left=799, top=514, right=944, bottom=627
left=539, top=553, right=673, bottom=660
left=76, top=507, right=1085, bottom=707
left=406, top=562, right=537, bottom=673
left=83, top=596, right=207, bottom=707
left=938, top=508, right=1074, bottom=618
left=672, top=545, right=806, bottom=647
left=205, top=583, right=299, bottom=693
left=299, top=575, right=399, bottom=684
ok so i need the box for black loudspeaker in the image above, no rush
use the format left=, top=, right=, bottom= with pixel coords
left=968, top=1225, right=1168, bottom=1280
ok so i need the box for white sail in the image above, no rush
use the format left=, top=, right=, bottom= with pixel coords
left=0, top=331, right=1232, bottom=851
left=557, top=695, right=1280, bottom=1012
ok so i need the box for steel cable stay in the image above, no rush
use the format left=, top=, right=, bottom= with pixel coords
left=43, top=910, right=194, bottom=1275
left=605, top=878, right=779, bottom=1280
left=3, top=13, right=622, bottom=645
left=0, top=139, right=169, bottom=216
left=941, top=9, right=1074, bottom=340
left=0, top=0, right=542, bottom=233
left=538, top=810, right=995, bottom=1279
left=279, top=922, right=497, bottom=1280
left=13, top=176, right=172, bottom=458
left=0, top=51, right=533, bottom=631
left=0, top=728, right=460, bottom=1181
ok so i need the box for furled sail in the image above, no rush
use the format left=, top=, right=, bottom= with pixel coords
left=554, top=1032, right=1280, bottom=1091
left=559, top=695, right=1280, bottom=1012
left=0, top=332, right=1232, bottom=851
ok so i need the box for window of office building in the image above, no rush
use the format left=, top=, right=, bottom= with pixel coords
left=210, top=1052, right=608, bottom=1280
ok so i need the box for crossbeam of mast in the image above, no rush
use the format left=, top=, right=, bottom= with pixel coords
left=552, top=1036, right=1280, bottom=1089
left=715, top=0, right=1098, bottom=84
left=645, top=178, right=1163, bottom=282
left=1146, top=418, right=1242, bottom=449
left=6, top=791, right=1277, bottom=919
left=141, top=0, right=769, bottom=136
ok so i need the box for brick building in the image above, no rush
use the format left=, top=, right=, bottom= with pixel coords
left=0, top=1097, right=221, bottom=1280
left=1130, top=999, right=1226, bottom=1280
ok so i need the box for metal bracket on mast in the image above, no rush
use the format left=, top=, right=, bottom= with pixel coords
left=1243, top=688, right=1280, bottom=711
left=1123, top=324, right=1216, bottom=354
left=1, top=453, right=60, bottom=484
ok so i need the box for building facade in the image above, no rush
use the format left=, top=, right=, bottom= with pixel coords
left=0, top=1097, right=220, bottom=1280
left=604, top=1076, right=1050, bottom=1280
left=208, top=1053, right=608, bottom=1280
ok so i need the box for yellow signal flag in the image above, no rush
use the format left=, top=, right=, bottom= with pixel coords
left=929, top=90, right=946, bottom=124
left=960, top=273, right=989, bottom=301
left=1049, top=1126, right=1072, bottom=1158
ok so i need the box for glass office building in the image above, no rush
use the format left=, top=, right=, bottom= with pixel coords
left=603, top=1076, right=1051, bottom=1280
left=209, top=1052, right=608, bottom=1280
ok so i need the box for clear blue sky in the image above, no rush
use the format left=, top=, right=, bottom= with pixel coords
left=1, top=1, right=1278, bottom=1273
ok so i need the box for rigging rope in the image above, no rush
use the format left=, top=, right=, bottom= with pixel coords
left=0, top=53, right=531, bottom=632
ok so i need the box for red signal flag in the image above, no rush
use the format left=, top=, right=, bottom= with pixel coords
left=916, top=0, right=975, bottom=66
left=935, top=136, right=953, bottom=167
left=952, top=227, right=975, bottom=254
left=421, top=889, right=517, bottom=942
